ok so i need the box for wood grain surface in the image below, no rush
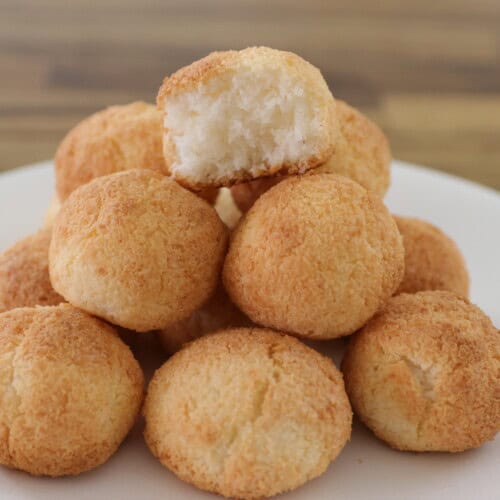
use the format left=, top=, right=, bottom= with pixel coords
left=1, top=0, right=499, bottom=189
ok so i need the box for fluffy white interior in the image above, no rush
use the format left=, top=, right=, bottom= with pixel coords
left=164, top=64, right=324, bottom=182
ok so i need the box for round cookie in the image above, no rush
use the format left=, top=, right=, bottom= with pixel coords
left=318, top=100, right=391, bottom=196
left=157, top=46, right=337, bottom=189
left=49, top=169, right=227, bottom=332
left=158, top=283, right=251, bottom=354
left=223, top=174, right=404, bottom=339
left=342, top=291, right=499, bottom=452
left=231, top=100, right=391, bottom=212
left=55, top=102, right=167, bottom=201
left=395, top=216, right=469, bottom=297
left=0, top=228, right=64, bottom=312
left=0, top=304, right=144, bottom=476
left=144, top=328, right=352, bottom=499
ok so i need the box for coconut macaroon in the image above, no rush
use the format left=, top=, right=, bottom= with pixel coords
left=395, top=216, right=469, bottom=297
left=231, top=99, right=391, bottom=212
left=49, top=169, right=227, bottom=332
left=223, top=174, right=404, bottom=339
left=55, top=101, right=168, bottom=201
left=0, top=228, right=64, bottom=313
left=320, top=100, right=390, bottom=195
left=342, top=291, right=499, bottom=452
left=158, top=283, right=251, bottom=354
left=0, top=304, right=144, bottom=476
left=157, top=47, right=337, bottom=189
left=144, top=328, right=352, bottom=499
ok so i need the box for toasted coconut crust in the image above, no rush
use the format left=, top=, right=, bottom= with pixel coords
left=165, top=144, right=335, bottom=191
left=157, top=51, right=239, bottom=105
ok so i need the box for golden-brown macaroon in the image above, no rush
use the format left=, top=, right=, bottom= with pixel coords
left=395, top=216, right=469, bottom=297
left=0, top=304, right=144, bottom=476
left=55, top=101, right=167, bottom=201
left=231, top=100, right=391, bottom=212
left=158, top=283, right=251, bottom=354
left=144, top=328, right=352, bottom=499
left=318, top=100, right=391, bottom=195
left=0, top=228, right=64, bottom=312
left=157, top=47, right=337, bottom=190
left=43, top=195, right=61, bottom=228
left=342, top=291, right=499, bottom=452
left=49, top=169, right=227, bottom=332
left=223, top=174, right=404, bottom=339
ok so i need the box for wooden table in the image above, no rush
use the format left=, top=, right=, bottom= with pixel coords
left=1, top=0, right=499, bottom=189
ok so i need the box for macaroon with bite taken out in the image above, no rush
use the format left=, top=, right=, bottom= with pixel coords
left=157, top=47, right=338, bottom=189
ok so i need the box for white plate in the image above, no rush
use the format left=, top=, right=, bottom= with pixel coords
left=0, top=160, right=498, bottom=500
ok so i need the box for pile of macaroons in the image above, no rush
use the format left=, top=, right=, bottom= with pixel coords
left=0, top=47, right=498, bottom=499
